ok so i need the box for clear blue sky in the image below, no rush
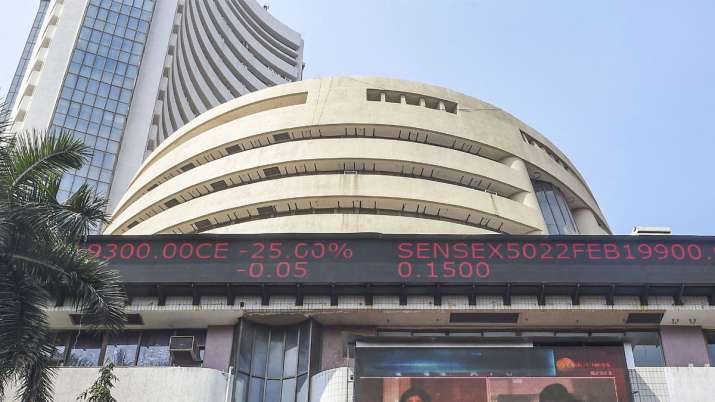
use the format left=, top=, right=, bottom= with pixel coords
left=1, top=1, right=713, bottom=235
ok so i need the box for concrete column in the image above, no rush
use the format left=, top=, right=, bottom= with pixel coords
left=500, top=156, right=547, bottom=234
left=320, top=326, right=376, bottom=371
left=400, top=94, right=406, bottom=104
left=660, top=326, right=710, bottom=367
left=203, top=325, right=235, bottom=372
left=573, top=208, right=608, bottom=235
left=310, top=367, right=354, bottom=402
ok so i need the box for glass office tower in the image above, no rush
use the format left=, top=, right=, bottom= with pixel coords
left=5, top=0, right=51, bottom=117
left=7, top=0, right=304, bottom=208
left=52, top=0, right=155, bottom=200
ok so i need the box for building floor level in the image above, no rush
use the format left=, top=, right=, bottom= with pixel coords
left=35, top=298, right=715, bottom=402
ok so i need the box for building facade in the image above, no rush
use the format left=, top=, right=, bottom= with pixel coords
left=4, top=0, right=51, bottom=117
left=105, top=77, right=608, bottom=236
left=5, top=0, right=303, bottom=210
left=25, top=77, right=715, bottom=402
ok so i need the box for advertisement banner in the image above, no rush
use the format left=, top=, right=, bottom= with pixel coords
left=355, top=346, right=630, bottom=402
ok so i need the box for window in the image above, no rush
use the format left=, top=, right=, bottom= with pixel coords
left=137, top=330, right=172, bottom=366
left=50, top=332, right=72, bottom=366
left=705, top=333, right=715, bottom=365
left=66, top=332, right=103, bottom=367
left=104, top=331, right=140, bottom=366
left=533, top=180, right=579, bottom=235
left=366, top=89, right=458, bottom=114
left=50, top=328, right=203, bottom=367
left=47, top=0, right=155, bottom=205
left=233, top=320, right=316, bottom=402
left=627, top=331, right=664, bottom=367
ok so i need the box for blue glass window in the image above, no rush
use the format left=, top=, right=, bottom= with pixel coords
left=233, top=320, right=314, bottom=402
left=66, top=332, right=103, bottom=367
left=533, top=180, right=580, bottom=235
left=49, top=0, right=155, bottom=202
left=104, top=331, right=140, bottom=366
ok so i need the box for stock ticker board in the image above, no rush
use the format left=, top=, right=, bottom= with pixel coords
left=84, top=234, right=715, bottom=285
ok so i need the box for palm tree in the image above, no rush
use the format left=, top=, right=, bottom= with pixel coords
left=0, top=103, right=126, bottom=402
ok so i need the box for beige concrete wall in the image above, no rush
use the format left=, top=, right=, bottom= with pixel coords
left=107, top=0, right=180, bottom=212
left=12, top=0, right=89, bottom=132
left=629, top=367, right=715, bottom=402
left=14, top=363, right=715, bottom=402
left=310, top=367, right=354, bottom=402
left=205, top=214, right=496, bottom=235
left=108, top=77, right=609, bottom=236
left=106, top=137, right=529, bottom=232
left=6, top=367, right=228, bottom=402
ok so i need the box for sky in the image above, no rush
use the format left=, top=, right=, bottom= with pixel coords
left=1, top=1, right=713, bottom=235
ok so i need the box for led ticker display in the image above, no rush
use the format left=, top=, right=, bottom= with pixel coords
left=84, top=234, right=715, bottom=284
left=354, top=346, right=631, bottom=402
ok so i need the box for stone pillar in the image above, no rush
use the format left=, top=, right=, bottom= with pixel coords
left=500, top=156, right=547, bottom=234
left=203, top=325, right=235, bottom=372
left=659, top=326, right=710, bottom=367
left=573, top=208, right=608, bottom=235
left=310, top=367, right=354, bottom=402
left=320, top=326, right=377, bottom=371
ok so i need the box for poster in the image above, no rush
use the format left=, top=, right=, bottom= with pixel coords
left=355, top=346, right=630, bottom=402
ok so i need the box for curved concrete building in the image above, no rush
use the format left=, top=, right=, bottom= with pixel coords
left=150, top=0, right=304, bottom=148
left=106, top=77, right=609, bottom=236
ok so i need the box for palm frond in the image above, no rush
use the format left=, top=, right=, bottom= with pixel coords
left=57, top=183, right=109, bottom=238
left=0, top=367, right=17, bottom=401
left=16, top=346, right=56, bottom=402
left=0, top=98, right=12, bottom=134
left=0, top=268, right=55, bottom=402
left=8, top=241, right=125, bottom=330
left=9, top=183, right=108, bottom=241
left=0, top=125, right=125, bottom=401
left=3, top=129, right=89, bottom=202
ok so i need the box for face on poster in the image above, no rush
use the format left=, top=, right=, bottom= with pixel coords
left=355, top=346, right=631, bottom=402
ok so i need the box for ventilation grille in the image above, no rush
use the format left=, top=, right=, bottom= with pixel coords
left=263, top=166, right=281, bottom=177
left=273, top=132, right=291, bottom=142
left=210, top=180, right=228, bottom=191
left=626, top=313, right=664, bottom=324
left=225, top=144, right=241, bottom=154
left=257, top=205, right=277, bottom=215
left=70, top=313, right=143, bottom=325
left=194, top=219, right=212, bottom=230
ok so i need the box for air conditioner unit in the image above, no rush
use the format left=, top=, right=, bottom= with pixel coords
left=169, top=336, right=200, bottom=362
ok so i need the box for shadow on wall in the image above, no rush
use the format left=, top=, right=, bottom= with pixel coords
left=629, top=368, right=669, bottom=402
left=7, top=367, right=229, bottom=402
